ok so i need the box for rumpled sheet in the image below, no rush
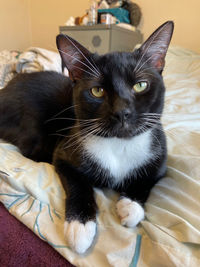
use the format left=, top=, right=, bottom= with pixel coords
left=0, top=47, right=61, bottom=89
left=0, top=46, right=200, bottom=267
left=0, top=50, right=19, bottom=89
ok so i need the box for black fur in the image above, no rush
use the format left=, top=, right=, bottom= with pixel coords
left=0, top=71, right=74, bottom=162
left=0, top=22, right=174, bottom=244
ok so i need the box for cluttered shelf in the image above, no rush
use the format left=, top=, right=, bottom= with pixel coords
left=60, top=0, right=143, bottom=54
left=59, top=24, right=143, bottom=54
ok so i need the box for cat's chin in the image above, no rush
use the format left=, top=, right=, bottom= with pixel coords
left=95, top=127, right=140, bottom=139
left=102, top=119, right=144, bottom=138
left=106, top=129, right=137, bottom=139
left=110, top=125, right=141, bottom=139
left=114, top=131, right=135, bottom=139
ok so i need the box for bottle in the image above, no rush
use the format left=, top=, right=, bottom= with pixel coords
left=88, top=0, right=98, bottom=25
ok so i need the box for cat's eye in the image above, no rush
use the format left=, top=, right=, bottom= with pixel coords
left=90, top=87, right=105, bottom=98
left=133, top=82, right=148, bottom=93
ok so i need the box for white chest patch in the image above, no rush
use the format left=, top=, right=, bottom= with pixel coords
left=83, top=130, right=153, bottom=184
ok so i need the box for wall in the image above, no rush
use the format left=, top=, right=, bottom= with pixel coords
left=28, top=0, right=200, bottom=53
left=0, top=0, right=200, bottom=53
left=135, top=0, right=200, bottom=53
left=29, top=0, right=89, bottom=51
left=0, top=0, right=31, bottom=51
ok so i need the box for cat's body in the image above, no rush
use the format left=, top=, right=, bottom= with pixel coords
left=0, top=21, right=174, bottom=254
left=0, top=71, right=74, bottom=162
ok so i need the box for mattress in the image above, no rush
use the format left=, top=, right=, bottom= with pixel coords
left=0, top=46, right=200, bottom=267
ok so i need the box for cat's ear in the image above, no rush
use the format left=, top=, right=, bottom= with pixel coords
left=138, top=21, right=174, bottom=72
left=56, top=34, right=95, bottom=81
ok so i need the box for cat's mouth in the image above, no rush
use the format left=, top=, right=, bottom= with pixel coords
left=115, top=122, right=133, bottom=137
left=112, top=126, right=135, bottom=138
left=80, top=118, right=149, bottom=139
left=105, top=119, right=138, bottom=138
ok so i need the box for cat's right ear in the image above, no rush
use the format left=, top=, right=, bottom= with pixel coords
left=56, top=34, right=95, bottom=81
left=137, top=21, right=174, bottom=73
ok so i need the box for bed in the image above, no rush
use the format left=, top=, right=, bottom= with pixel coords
left=0, top=46, right=200, bottom=267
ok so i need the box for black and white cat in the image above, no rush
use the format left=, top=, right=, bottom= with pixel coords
left=0, top=21, right=174, bottom=254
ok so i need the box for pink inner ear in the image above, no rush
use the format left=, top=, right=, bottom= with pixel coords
left=152, top=54, right=165, bottom=71
left=155, top=58, right=164, bottom=70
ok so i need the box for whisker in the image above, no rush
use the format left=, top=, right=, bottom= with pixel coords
left=135, top=72, right=155, bottom=78
left=49, top=105, right=77, bottom=120
left=63, top=131, right=94, bottom=152
left=143, top=113, right=161, bottom=116
left=141, top=122, right=180, bottom=141
left=136, top=66, right=156, bottom=73
left=62, top=122, right=103, bottom=150
left=56, top=119, right=101, bottom=132
left=71, top=64, right=99, bottom=78
left=45, top=117, right=100, bottom=124
left=90, top=57, right=101, bottom=75
left=49, top=133, right=68, bottom=138
left=71, top=124, right=105, bottom=154
left=63, top=120, right=106, bottom=151
left=45, top=117, right=76, bottom=124
left=142, top=113, right=181, bottom=120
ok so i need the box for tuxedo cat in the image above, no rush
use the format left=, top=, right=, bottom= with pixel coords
left=0, top=21, right=174, bottom=254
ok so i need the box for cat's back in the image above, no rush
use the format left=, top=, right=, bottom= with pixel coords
left=0, top=71, right=73, bottom=119
left=0, top=71, right=74, bottom=162
left=0, top=71, right=72, bottom=97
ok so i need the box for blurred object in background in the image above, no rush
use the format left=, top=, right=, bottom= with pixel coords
left=65, top=0, right=142, bottom=28
left=100, top=13, right=119, bottom=24
left=88, top=0, right=98, bottom=25
left=98, top=0, right=110, bottom=9
left=121, top=1, right=141, bottom=27
left=98, top=0, right=142, bottom=26
left=65, top=16, right=75, bottom=26
left=98, top=8, right=130, bottom=24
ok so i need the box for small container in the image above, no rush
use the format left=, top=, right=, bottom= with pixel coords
left=100, top=13, right=112, bottom=24
left=88, top=0, right=98, bottom=25
left=100, top=13, right=119, bottom=25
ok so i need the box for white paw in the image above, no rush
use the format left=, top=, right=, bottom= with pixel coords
left=116, top=198, right=144, bottom=228
left=64, top=220, right=96, bottom=254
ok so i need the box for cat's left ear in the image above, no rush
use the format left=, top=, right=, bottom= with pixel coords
left=139, top=21, right=174, bottom=72
left=56, top=34, right=95, bottom=81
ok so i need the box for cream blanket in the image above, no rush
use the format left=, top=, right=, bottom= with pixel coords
left=0, top=46, right=200, bottom=267
left=0, top=47, right=61, bottom=89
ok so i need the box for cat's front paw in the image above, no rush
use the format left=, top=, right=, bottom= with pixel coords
left=64, top=220, right=97, bottom=254
left=116, top=197, right=144, bottom=228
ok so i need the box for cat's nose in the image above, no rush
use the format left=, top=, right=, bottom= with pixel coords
left=113, top=109, right=131, bottom=123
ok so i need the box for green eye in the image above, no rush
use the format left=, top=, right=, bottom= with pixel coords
left=133, top=82, right=148, bottom=93
left=90, top=87, right=105, bottom=98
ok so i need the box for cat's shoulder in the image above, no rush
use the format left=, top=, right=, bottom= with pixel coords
left=7, top=71, right=68, bottom=84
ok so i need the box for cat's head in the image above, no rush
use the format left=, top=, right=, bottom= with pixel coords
left=56, top=21, right=174, bottom=138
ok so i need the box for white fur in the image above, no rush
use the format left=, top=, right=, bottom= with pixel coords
left=64, top=220, right=96, bottom=254
left=116, top=198, right=144, bottom=227
left=83, top=130, right=153, bottom=184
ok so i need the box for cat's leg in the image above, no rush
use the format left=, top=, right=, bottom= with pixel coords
left=55, top=159, right=97, bottom=254
left=116, top=176, right=158, bottom=228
